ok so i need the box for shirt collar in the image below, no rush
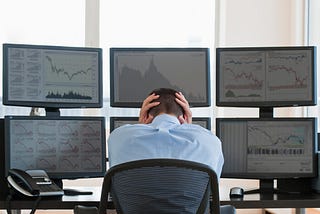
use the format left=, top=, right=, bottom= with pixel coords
left=151, top=114, right=180, bottom=127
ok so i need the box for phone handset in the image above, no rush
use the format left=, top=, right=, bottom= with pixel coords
left=7, top=168, right=40, bottom=197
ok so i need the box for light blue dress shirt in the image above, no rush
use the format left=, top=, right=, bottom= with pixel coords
left=108, top=114, right=224, bottom=177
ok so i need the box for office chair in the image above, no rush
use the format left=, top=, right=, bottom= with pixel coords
left=74, top=159, right=236, bottom=214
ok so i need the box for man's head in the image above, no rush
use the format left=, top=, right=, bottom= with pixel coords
left=148, top=88, right=184, bottom=118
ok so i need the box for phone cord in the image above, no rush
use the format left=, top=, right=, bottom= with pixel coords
left=30, top=196, right=42, bottom=214
left=5, top=192, right=42, bottom=214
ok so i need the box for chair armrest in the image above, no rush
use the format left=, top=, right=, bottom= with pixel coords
left=73, top=205, right=98, bottom=214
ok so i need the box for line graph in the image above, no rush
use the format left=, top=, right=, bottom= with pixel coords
left=26, top=62, right=41, bottom=73
left=26, top=88, right=41, bottom=98
left=46, top=55, right=93, bottom=81
left=58, top=121, right=79, bottom=137
left=37, top=157, right=57, bottom=170
left=9, top=48, right=25, bottom=59
left=224, top=67, right=264, bottom=90
left=247, top=122, right=307, bottom=156
left=59, top=139, right=80, bottom=154
left=6, top=46, right=101, bottom=105
left=8, top=118, right=104, bottom=174
left=82, top=139, right=101, bottom=153
left=36, top=121, right=57, bottom=136
left=26, top=49, right=41, bottom=60
left=266, top=50, right=312, bottom=100
left=59, top=156, right=80, bottom=170
left=13, top=139, right=34, bottom=153
left=10, top=75, right=24, bottom=85
left=218, top=49, right=314, bottom=103
left=42, top=50, right=99, bottom=104
left=44, top=51, right=97, bottom=84
left=12, top=121, right=33, bottom=136
left=220, top=51, right=265, bottom=100
left=27, top=74, right=41, bottom=84
left=81, top=157, right=102, bottom=171
left=115, top=51, right=207, bottom=104
left=10, top=61, right=24, bottom=71
left=224, top=56, right=263, bottom=65
left=80, top=123, right=101, bottom=137
left=268, top=51, right=307, bottom=63
left=268, top=65, right=308, bottom=90
left=37, top=138, right=57, bottom=153
left=8, top=87, right=25, bottom=98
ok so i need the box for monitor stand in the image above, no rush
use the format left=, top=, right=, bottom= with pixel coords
left=277, top=178, right=313, bottom=194
left=45, top=107, right=61, bottom=117
left=244, top=179, right=279, bottom=195
left=259, top=107, right=274, bottom=118
left=244, top=178, right=313, bottom=195
left=53, top=179, right=93, bottom=196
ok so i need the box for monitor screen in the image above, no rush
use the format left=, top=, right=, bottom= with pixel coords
left=216, top=117, right=317, bottom=180
left=109, top=116, right=211, bottom=132
left=110, top=48, right=210, bottom=107
left=3, top=43, right=103, bottom=109
left=4, top=116, right=106, bottom=179
left=216, top=46, right=317, bottom=107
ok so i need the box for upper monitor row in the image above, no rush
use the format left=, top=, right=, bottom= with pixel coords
left=2, top=44, right=317, bottom=110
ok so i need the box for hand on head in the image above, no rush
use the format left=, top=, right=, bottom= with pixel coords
left=175, top=92, right=192, bottom=124
left=139, top=90, right=192, bottom=124
left=139, top=93, right=160, bottom=124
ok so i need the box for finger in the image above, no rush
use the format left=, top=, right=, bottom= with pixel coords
left=175, top=92, right=189, bottom=106
left=145, top=115, right=154, bottom=124
left=139, top=94, right=160, bottom=123
left=140, top=94, right=159, bottom=114
left=142, top=101, right=160, bottom=114
left=175, top=96, right=190, bottom=113
left=175, top=92, right=192, bottom=124
left=178, top=115, right=186, bottom=124
left=142, top=94, right=159, bottom=107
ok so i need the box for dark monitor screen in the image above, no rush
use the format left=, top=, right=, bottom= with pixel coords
left=110, top=48, right=210, bottom=108
left=3, top=43, right=103, bottom=109
left=109, top=116, right=211, bottom=132
left=216, top=117, right=317, bottom=180
left=4, top=116, right=106, bottom=179
left=216, top=46, right=317, bottom=107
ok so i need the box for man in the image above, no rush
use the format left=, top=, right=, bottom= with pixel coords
left=108, top=88, right=224, bottom=177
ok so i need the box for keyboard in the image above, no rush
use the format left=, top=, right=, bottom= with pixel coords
left=38, top=183, right=64, bottom=196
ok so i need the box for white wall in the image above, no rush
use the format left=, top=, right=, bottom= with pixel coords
left=218, top=0, right=305, bottom=46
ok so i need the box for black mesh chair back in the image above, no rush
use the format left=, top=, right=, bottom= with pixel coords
left=97, top=159, right=235, bottom=214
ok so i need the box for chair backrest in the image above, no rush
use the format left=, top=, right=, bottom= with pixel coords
left=98, top=159, right=221, bottom=214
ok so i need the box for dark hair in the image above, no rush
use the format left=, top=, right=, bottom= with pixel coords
left=148, top=88, right=184, bottom=117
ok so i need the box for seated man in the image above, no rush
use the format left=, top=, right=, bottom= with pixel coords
left=108, top=88, right=224, bottom=177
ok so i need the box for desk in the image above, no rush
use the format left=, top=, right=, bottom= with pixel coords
left=219, top=179, right=320, bottom=214
left=1, top=187, right=101, bottom=211
left=2, top=186, right=320, bottom=213
left=221, top=190, right=320, bottom=214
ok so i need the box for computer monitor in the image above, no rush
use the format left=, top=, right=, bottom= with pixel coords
left=216, top=46, right=317, bottom=110
left=4, top=116, right=106, bottom=183
left=109, top=116, right=211, bottom=132
left=2, top=43, right=103, bottom=114
left=110, top=48, right=210, bottom=108
left=216, top=117, right=318, bottom=193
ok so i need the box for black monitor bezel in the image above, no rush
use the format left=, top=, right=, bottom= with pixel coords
left=216, top=117, right=318, bottom=179
left=216, top=46, right=317, bottom=107
left=109, top=116, right=211, bottom=132
left=110, top=47, right=211, bottom=108
left=4, top=115, right=106, bottom=179
left=3, top=43, right=103, bottom=109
